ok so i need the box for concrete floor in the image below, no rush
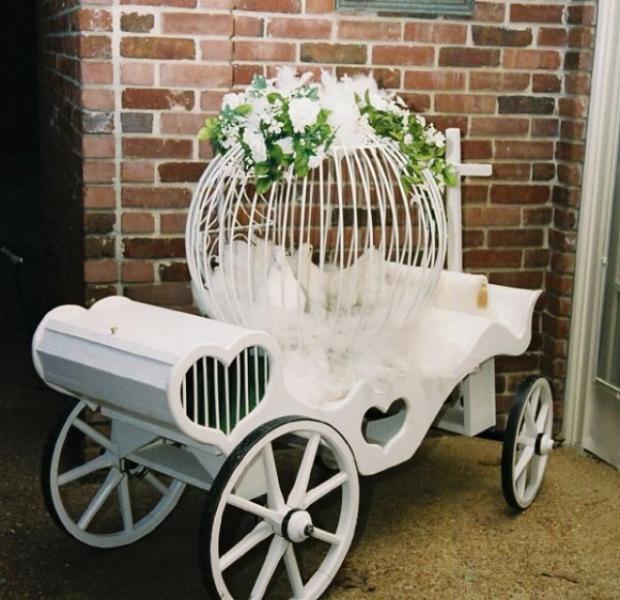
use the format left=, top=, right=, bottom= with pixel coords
left=1, top=333, right=618, bottom=599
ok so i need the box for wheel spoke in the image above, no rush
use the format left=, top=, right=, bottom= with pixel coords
left=144, top=471, right=169, bottom=496
left=58, top=453, right=113, bottom=486
left=220, top=521, right=272, bottom=571
left=288, top=433, right=321, bottom=507
left=283, top=543, right=304, bottom=598
left=77, top=469, right=122, bottom=531
left=117, top=475, right=133, bottom=532
left=228, top=493, right=280, bottom=526
left=514, top=446, right=534, bottom=481
left=523, top=400, right=537, bottom=437
left=303, top=472, right=348, bottom=509
left=250, top=536, right=287, bottom=600
left=73, top=417, right=117, bottom=453
left=262, top=442, right=285, bottom=510
left=516, top=467, right=527, bottom=497
left=309, top=526, right=340, bottom=546
left=536, top=402, right=549, bottom=432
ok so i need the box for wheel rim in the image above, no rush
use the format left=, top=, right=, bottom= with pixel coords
left=208, top=420, right=359, bottom=600
left=48, top=401, right=186, bottom=548
left=510, top=379, right=553, bottom=508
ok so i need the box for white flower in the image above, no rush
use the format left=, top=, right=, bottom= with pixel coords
left=416, top=114, right=426, bottom=127
left=432, top=130, right=446, bottom=148
left=221, top=93, right=244, bottom=110
left=308, top=147, right=326, bottom=169
left=288, top=97, right=321, bottom=133
left=276, top=137, right=294, bottom=155
left=404, top=133, right=413, bottom=145
left=247, top=96, right=270, bottom=128
left=242, top=127, right=267, bottom=163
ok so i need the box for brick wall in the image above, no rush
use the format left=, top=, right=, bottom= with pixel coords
left=48, top=0, right=596, bottom=423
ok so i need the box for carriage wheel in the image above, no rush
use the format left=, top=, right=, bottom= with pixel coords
left=43, top=400, right=186, bottom=548
left=501, top=377, right=554, bottom=510
left=201, top=417, right=360, bottom=600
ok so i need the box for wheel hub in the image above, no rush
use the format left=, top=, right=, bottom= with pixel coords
left=535, top=433, right=554, bottom=456
left=281, top=508, right=313, bottom=543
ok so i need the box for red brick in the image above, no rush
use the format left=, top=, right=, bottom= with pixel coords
left=470, top=118, right=529, bottom=136
left=537, top=27, right=568, bottom=46
left=464, top=249, right=522, bottom=269
left=83, top=160, right=115, bottom=183
left=120, top=12, right=154, bottom=32
left=159, top=162, right=206, bottom=182
left=81, top=88, right=115, bottom=110
left=435, top=94, right=495, bottom=114
left=462, top=141, right=493, bottom=160
left=236, top=0, right=300, bottom=11
left=122, top=187, right=192, bottom=208
left=561, top=120, right=586, bottom=141
left=568, top=5, right=595, bottom=26
left=404, top=23, right=466, bottom=44
left=121, top=162, right=154, bottom=183
left=559, top=97, right=587, bottom=119
left=498, top=96, right=554, bottom=115
left=83, top=135, right=115, bottom=158
left=161, top=213, right=188, bottom=233
left=495, top=141, right=554, bottom=159
left=159, top=262, right=190, bottom=281
left=565, top=73, right=590, bottom=95
left=124, top=282, right=192, bottom=306
left=85, top=260, right=117, bottom=283
left=488, top=229, right=544, bottom=247
left=162, top=13, right=233, bottom=35
left=337, top=20, right=399, bottom=41
left=80, top=61, right=113, bottom=84
left=373, top=45, right=434, bottom=67
left=462, top=185, right=488, bottom=204
left=160, top=64, right=232, bottom=87
left=233, top=64, right=264, bottom=85
left=564, top=50, right=593, bottom=72
left=532, top=118, right=559, bottom=137
left=234, top=40, right=296, bottom=62
left=301, top=43, right=366, bottom=64
left=491, top=163, right=531, bottom=181
left=121, top=212, right=155, bottom=232
left=121, top=62, right=155, bottom=85
left=404, top=71, right=465, bottom=91
left=121, top=37, right=195, bottom=60
left=84, top=186, right=115, bottom=208
left=269, top=17, right=332, bottom=39
left=122, top=261, right=154, bottom=283
left=439, top=47, right=499, bottom=68
left=200, top=40, right=233, bottom=61
left=85, top=212, right=115, bottom=234
left=470, top=72, right=529, bottom=91
left=503, top=49, right=561, bottom=70
left=533, top=163, right=556, bottom=180
left=532, top=74, right=561, bottom=93
left=306, top=0, right=333, bottom=12
left=399, top=93, right=431, bottom=113
left=489, top=271, right=543, bottom=289
left=200, top=90, right=226, bottom=111
left=123, top=238, right=186, bottom=258
left=79, top=35, right=111, bottom=58
left=123, top=138, right=192, bottom=159
left=74, top=8, right=113, bottom=31
left=569, top=27, right=594, bottom=49
left=474, top=2, right=505, bottom=23
left=122, top=88, right=194, bottom=110
left=491, top=185, right=550, bottom=205
left=524, top=249, right=550, bottom=267
left=463, top=206, right=521, bottom=227
left=234, top=16, right=263, bottom=37
left=472, top=26, right=532, bottom=47
left=510, top=3, right=564, bottom=23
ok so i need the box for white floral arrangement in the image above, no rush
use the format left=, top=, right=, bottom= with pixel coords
left=198, top=68, right=456, bottom=194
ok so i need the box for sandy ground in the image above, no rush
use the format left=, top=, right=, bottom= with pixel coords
left=0, top=334, right=618, bottom=599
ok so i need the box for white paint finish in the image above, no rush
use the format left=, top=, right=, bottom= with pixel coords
left=564, top=0, right=620, bottom=469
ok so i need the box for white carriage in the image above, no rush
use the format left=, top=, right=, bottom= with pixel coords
left=34, top=124, right=555, bottom=599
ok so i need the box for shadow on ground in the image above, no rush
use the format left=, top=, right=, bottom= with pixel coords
left=0, top=333, right=618, bottom=599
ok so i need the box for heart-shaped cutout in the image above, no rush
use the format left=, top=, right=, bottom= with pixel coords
left=362, top=398, right=407, bottom=448
left=181, top=345, right=270, bottom=434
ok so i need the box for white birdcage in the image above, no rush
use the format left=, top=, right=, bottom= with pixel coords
left=186, top=133, right=447, bottom=383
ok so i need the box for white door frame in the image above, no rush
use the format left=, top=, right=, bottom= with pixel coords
left=563, top=0, right=620, bottom=446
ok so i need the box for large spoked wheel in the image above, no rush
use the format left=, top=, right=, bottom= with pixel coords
left=201, top=417, right=360, bottom=600
left=43, top=401, right=186, bottom=548
left=502, top=377, right=554, bottom=510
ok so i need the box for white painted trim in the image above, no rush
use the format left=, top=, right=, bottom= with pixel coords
left=563, top=0, right=620, bottom=445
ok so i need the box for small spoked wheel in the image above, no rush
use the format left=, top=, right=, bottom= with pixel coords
left=43, top=401, right=186, bottom=548
left=502, top=377, right=554, bottom=510
left=201, top=417, right=359, bottom=600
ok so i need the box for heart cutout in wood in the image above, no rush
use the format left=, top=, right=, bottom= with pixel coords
left=180, top=345, right=270, bottom=434
left=362, top=398, right=408, bottom=448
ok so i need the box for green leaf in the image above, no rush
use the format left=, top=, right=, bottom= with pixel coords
left=234, top=104, right=252, bottom=117
left=252, top=74, right=267, bottom=90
